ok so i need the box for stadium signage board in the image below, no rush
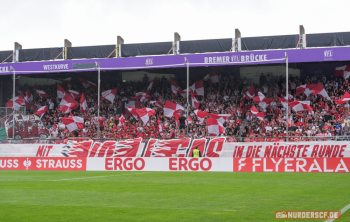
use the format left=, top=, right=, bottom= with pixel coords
left=1, top=47, right=350, bottom=75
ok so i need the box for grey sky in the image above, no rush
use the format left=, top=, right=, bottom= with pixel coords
left=0, top=0, right=348, bottom=50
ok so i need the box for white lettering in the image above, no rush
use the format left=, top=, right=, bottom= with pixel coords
left=308, top=159, right=322, bottom=172
left=263, top=158, right=273, bottom=172
left=323, top=159, right=334, bottom=172
left=335, top=159, right=349, bottom=172
left=284, top=158, right=294, bottom=172
left=271, top=158, right=283, bottom=172
left=252, top=158, right=261, bottom=172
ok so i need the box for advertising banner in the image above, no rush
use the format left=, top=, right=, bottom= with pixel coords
left=2, top=139, right=350, bottom=158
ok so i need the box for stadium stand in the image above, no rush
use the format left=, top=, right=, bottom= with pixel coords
left=1, top=69, right=349, bottom=142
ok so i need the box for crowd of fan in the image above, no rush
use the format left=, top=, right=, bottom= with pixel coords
left=4, top=72, right=350, bottom=142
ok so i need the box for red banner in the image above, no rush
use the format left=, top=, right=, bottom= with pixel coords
left=233, top=158, right=350, bottom=173
left=0, top=157, right=86, bottom=170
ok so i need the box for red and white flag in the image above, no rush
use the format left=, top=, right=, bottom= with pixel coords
left=57, top=83, right=65, bottom=99
left=190, top=90, right=200, bottom=109
left=101, top=88, right=118, bottom=103
left=62, top=77, right=73, bottom=88
left=150, top=101, right=164, bottom=107
left=335, top=91, right=350, bottom=105
left=170, top=77, right=179, bottom=95
left=59, top=93, right=78, bottom=113
left=146, top=76, right=157, bottom=94
left=125, top=101, right=141, bottom=116
left=208, top=113, right=232, bottom=125
left=25, top=88, right=33, bottom=102
left=296, top=84, right=315, bottom=96
left=289, top=101, right=312, bottom=113
left=127, top=107, right=139, bottom=119
left=34, top=106, right=47, bottom=119
left=178, top=80, right=204, bottom=98
left=35, top=85, right=50, bottom=98
left=163, top=100, right=185, bottom=117
left=135, top=108, right=156, bottom=126
left=190, top=80, right=204, bottom=96
left=68, top=90, right=82, bottom=99
left=207, top=118, right=225, bottom=136
left=59, top=103, right=78, bottom=113
left=119, top=114, right=125, bottom=125
left=335, top=65, right=350, bottom=79
left=245, top=85, right=255, bottom=100
left=61, top=116, right=84, bottom=132
left=79, top=78, right=97, bottom=90
left=134, top=92, right=150, bottom=102
left=194, top=110, right=207, bottom=124
left=203, top=70, right=219, bottom=85
left=250, top=105, right=264, bottom=120
left=23, top=88, right=33, bottom=108
left=252, top=91, right=274, bottom=110
left=311, top=84, right=329, bottom=99
left=5, top=96, right=24, bottom=110
left=277, top=96, right=287, bottom=108
left=296, top=84, right=328, bottom=98
left=80, top=93, right=87, bottom=112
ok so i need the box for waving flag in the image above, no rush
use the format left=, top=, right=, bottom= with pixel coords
left=178, top=80, right=205, bottom=98
left=61, top=116, right=84, bottom=132
left=289, top=101, right=312, bottom=113
left=150, top=101, right=164, bottom=107
left=170, top=77, right=179, bottom=95
left=135, top=108, right=156, bottom=126
left=59, top=93, right=78, bottom=113
left=35, top=85, right=50, bottom=98
left=79, top=78, right=97, bottom=90
left=245, top=85, right=255, bottom=100
left=25, top=88, right=33, bottom=102
left=250, top=105, right=264, bottom=120
left=146, top=76, right=157, bottom=94
left=207, top=118, right=225, bottom=136
left=190, top=80, right=204, bottom=96
left=190, top=90, right=200, bottom=109
left=57, top=83, right=65, bottom=99
left=119, top=114, right=125, bottom=125
left=296, top=84, right=328, bottom=98
left=68, top=90, right=82, bottom=99
left=335, top=65, right=350, bottom=79
left=80, top=93, right=87, bottom=112
left=127, top=107, right=139, bottom=119
left=163, top=100, right=185, bottom=117
left=311, top=84, right=329, bottom=99
left=252, top=91, right=274, bottom=110
left=101, top=88, right=118, bottom=103
left=335, top=91, right=350, bottom=105
left=194, top=110, right=207, bottom=124
left=5, top=96, right=24, bottom=110
left=34, top=106, right=47, bottom=119
left=203, top=70, right=219, bottom=85
left=134, top=92, right=150, bottom=102
left=277, top=96, right=287, bottom=108
left=208, top=113, right=232, bottom=124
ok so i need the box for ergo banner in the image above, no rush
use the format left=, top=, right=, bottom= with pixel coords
left=1, top=157, right=349, bottom=172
